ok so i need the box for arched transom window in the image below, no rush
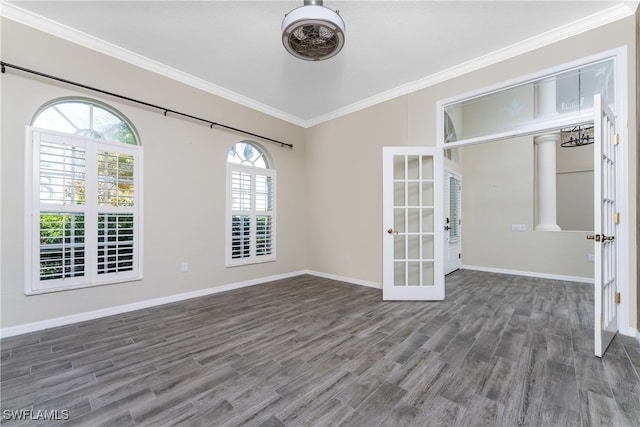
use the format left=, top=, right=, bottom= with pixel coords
left=227, top=141, right=270, bottom=168
left=33, top=99, right=138, bottom=144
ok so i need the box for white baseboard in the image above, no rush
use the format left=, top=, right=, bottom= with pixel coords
left=0, top=270, right=307, bottom=338
left=462, top=265, right=594, bottom=284
left=0, top=267, right=620, bottom=339
left=304, top=270, right=382, bottom=290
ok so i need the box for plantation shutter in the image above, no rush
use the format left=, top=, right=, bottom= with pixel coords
left=227, top=164, right=276, bottom=266
left=27, top=128, right=142, bottom=293
left=449, top=175, right=461, bottom=240
left=34, top=131, right=88, bottom=286
left=96, top=144, right=138, bottom=278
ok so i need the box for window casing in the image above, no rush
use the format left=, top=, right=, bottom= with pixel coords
left=226, top=142, right=276, bottom=266
left=26, top=100, right=142, bottom=294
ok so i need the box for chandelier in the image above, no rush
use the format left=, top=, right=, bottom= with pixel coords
left=560, top=125, right=594, bottom=148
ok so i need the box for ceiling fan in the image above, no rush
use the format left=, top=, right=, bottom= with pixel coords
left=281, top=0, right=346, bottom=61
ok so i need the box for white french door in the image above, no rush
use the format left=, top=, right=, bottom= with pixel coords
left=444, top=171, right=462, bottom=275
left=382, top=147, right=444, bottom=300
left=592, top=94, right=619, bottom=357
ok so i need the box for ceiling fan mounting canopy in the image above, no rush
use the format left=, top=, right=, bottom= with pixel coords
left=282, top=0, right=345, bottom=61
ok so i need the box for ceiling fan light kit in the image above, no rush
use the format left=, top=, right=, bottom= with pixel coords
left=282, top=0, right=345, bottom=61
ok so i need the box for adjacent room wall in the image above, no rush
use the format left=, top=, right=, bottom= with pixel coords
left=460, top=137, right=594, bottom=279
left=0, top=18, right=308, bottom=329
left=556, top=142, right=594, bottom=232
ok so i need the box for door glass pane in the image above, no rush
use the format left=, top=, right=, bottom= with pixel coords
left=422, top=208, right=434, bottom=233
left=408, top=182, right=420, bottom=206
left=407, top=156, right=420, bottom=179
left=422, top=262, right=435, bottom=286
left=408, top=262, right=420, bottom=286
left=394, top=235, right=405, bottom=259
left=407, top=209, right=420, bottom=233
left=422, top=156, right=433, bottom=179
left=394, top=182, right=405, bottom=206
left=394, top=261, right=406, bottom=286
left=422, top=235, right=434, bottom=259
left=422, top=182, right=434, bottom=206
left=408, top=235, right=420, bottom=259
left=394, top=208, right=405, bottom=233
left=393, top=155, right=405, bottom=179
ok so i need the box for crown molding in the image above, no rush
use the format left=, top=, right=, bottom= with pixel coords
left=306, top=1, right=637, bottom=128
left=2, top=1, right=636, bottom=129
left=0, top=2, right=308, bottom=128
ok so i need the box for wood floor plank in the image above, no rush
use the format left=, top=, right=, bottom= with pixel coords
left=1, top=271, right=639, bottom=426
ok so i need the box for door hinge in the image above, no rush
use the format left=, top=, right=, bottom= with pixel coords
left=614, top=212, right=620, bottom=224
left=458, top=253, right=461, bottom=259
left=614, top=134, right=620, bottom=145
left=615, top=292, right=621, bottom=304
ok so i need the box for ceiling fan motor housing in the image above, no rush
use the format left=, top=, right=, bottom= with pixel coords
left=282, top=1, right=345, bottom=61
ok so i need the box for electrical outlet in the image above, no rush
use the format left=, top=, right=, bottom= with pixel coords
left=181, top=262, right=189, bottom=273
left=588, top=254, right=595, bottom=263
left=511, top=224, right=526, bottom=232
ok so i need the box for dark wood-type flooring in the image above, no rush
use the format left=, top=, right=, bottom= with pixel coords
left=2, top=270, right=640, bottom=426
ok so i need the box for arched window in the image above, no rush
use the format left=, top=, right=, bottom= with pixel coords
left=227, top=141, right=270, bottom=168
left=33, top=98, right=139, bottom=144
left=26, top=99, right=143, bottom=294
left=226, top=141, right=276, bottom=266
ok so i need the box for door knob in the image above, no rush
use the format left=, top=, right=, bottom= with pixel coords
left=444, top=225, right=451, bottom=231
left=387, top=228, right=398, bottom=235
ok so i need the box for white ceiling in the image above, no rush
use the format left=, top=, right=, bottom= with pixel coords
left=2, top=1, right=637, bottom=127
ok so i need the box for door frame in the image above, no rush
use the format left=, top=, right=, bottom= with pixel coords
left=435, top=47, right=630, bottom=338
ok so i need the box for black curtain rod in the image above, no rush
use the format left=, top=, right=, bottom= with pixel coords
left=0, top=61, right=293, bottom=149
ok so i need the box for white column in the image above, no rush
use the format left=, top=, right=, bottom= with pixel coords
left=534, top=77, right=561, bottom=231
left=534, top=134, right=561, bottom=231
left=535, top=77, right=558, bottom=118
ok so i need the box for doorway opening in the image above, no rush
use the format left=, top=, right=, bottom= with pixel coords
left=437, top=48, right=629, bottom=356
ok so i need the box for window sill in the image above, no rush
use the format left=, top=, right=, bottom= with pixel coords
left=225, top=258, right=276, bottom=268
left=25, top=275, right=143, bottom=296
